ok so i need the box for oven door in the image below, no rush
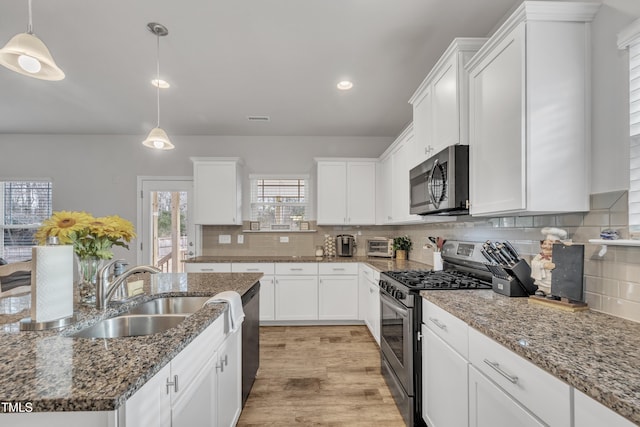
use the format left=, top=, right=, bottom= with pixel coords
left=380, top=291, right=414, bottom=395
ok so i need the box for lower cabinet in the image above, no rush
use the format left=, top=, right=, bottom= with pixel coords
left=258, top=275, right=275, bottom=321
left=468, top=365, right=544, bottom=427
left=574, top=389, right=635, bottom=427
left=318, top=263, right=359, bottom=321
left=124, top=315, right=241, bottom=427
left=274, top=275, right=319, bottom=321
left=359, top=264, right=380, bottom=344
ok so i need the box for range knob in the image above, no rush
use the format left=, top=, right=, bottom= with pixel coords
left=395, top=290, right=405, bottom=300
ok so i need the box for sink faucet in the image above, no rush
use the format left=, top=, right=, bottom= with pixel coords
left=96, top=259, right=161, bottom=309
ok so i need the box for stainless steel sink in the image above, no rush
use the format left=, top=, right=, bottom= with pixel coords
left=126, top=296, right=211, bottom=315
left=71, top=314, right=187, bottom=339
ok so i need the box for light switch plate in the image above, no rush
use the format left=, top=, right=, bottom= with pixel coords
left=219, top=235, right=231, bottom=244
left=237, top=235, right=244, bottom=244
left=280, top=236, right=289, bottom=243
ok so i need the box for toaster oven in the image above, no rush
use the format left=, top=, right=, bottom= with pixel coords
left=367, top=238, right=394, bottom=258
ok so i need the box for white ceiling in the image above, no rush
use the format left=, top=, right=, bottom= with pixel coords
left=0, top=0, right=525, bottom=137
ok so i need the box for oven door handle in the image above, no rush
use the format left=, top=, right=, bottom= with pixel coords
left=380, top=293, right=409, bottom=317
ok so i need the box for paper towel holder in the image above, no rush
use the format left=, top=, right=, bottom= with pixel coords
left=19, top=314, right=77, bottom=331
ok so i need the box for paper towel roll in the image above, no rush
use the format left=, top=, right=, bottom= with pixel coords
left=31, top=245, right=74, bottom=323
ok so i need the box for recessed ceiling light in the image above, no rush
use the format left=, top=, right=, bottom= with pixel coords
left=337, top=80, right=353, bottom=90
left=151, top=78, right=170, bottom=89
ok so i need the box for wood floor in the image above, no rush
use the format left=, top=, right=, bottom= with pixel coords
left=237, top=325, right=405, bottom=427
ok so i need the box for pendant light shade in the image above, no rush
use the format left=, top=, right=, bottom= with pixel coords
left=143, top=23, right=174, bottom=150
left=142, top=127, right=175, bottom=150
left=0, top=0, right=64, bottom=81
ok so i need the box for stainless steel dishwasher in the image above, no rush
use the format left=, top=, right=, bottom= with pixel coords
left=241, top=281, right=260, bottom=406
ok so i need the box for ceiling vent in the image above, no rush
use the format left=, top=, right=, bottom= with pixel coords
left=247, top=116, right=271, bottom=122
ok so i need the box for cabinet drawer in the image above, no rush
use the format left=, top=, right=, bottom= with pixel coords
left=469, top=327, right=571, bottom=427
left=185, top=263, right=232, bottom=273
left=274, top=263, right=318, bottom=275
left=231, top=263, right=275, bottom=275
left=318, top=263, right=358, bottom=275
left=422, top=298, right=468, bottom=358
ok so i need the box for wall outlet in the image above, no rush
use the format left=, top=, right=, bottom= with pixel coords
left=237, top=235, right=244, bottom=244
left=280, top=236, right=289, bottom=243
left=219, top=235, right=231, bottom=244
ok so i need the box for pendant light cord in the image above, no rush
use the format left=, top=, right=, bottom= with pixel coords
left=27, top=0, right=33, bottom=34
left=156, top=32, right=161, bottom=127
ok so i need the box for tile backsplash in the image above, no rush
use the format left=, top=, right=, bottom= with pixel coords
left=201, top=190, right=640, bottom=322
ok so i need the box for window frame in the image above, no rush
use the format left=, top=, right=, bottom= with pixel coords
left=248, top=174, right=310, bottom=231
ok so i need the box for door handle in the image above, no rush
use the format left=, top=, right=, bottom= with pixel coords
left=166, top=375, right=178, bottom=394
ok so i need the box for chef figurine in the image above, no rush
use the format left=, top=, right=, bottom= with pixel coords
left=531, top=227, right=568, bottom=296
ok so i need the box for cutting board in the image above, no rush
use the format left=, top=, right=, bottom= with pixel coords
left=551, top=243, right=585, bottom=302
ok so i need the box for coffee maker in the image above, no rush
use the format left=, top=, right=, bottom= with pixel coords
left=336, top=234, right=356, bottom=257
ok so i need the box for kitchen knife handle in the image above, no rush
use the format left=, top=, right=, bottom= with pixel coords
left=503, top=241, right=520, bottom=260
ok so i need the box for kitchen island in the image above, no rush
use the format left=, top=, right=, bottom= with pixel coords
left=0, top=272, right=262, bottom=416
left=421, top=289, right=640, bottom=426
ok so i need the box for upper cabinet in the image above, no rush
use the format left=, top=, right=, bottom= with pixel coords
left=191, top=157, right=243, bottom=225
left=409, top=38, right=487, bottom=170
left=466, top=1, right=600, bottom=216
left=316, top=159, right=377, bottom=225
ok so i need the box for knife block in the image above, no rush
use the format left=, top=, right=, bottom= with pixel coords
left=492, top=276, right=529, bottom=297
left=503, top=259, right=538, bottom=295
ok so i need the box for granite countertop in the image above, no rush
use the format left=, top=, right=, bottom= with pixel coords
left=421, top=290, right=640, bottom=425
left=186, top=255, right=430, bottom=272
left=0, top=272, right=262, bottom=412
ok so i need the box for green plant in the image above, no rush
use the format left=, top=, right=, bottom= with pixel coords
left=393, top=235, right=412, bottom=252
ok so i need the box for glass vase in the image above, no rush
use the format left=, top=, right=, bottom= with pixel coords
left=76, top=256, right=103, bottom=305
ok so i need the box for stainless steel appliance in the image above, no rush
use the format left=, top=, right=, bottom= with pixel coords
left=409, top=145, right=469, bottom=216
left=366, top=237, right=394, bottom=258
left=336, top=234, right=356, bottom=257
left=241, top=281, right=260, bottom=406
left=379, top=240, right=492, bottom=426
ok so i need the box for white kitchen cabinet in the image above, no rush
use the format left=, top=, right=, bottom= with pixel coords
left=316, top=159, right=376, bottom=225
left=409, top=38, right=486, bottom=167
left=191, top=157, right=243, bottom=225
left=231, top=263, right=275, bottom=321
left=216, top=327, right=242, bottom=427
left=171, top=355, right=217, bottom=427
left=359, top=264, right=380, bottom=344
left=318, top=263, right=359, bottom=320
left=466, top=2, right=599, bottom=216
left=421, top=299, right=469, bottom=427
left=185, top=263, right=232, bottom=273
left=574, top=389, right=635, bottom=427
left=377, top=154, right=393, bottom=225
left=125, top=363, right=171, bottom=427
left=422, top=325, right=468, bottom=427
left=274, top=275, right=319, bottom=321
left=468, top=327, right=571, bottom=427
left=469, top=365, right=544, bottom=427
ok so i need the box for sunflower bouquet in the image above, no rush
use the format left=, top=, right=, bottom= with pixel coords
left=36, top=211, right=136, bottom=260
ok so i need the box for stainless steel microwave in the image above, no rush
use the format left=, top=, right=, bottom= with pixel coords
left=409, top=145, right=469, bottom=215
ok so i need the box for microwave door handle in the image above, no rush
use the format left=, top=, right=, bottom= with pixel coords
left=428, top=159, right=440, bottom=209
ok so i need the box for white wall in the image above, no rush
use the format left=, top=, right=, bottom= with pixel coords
left=0, top=134, right=391, bottom=262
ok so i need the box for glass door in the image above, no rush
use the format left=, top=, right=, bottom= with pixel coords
left=138, top=178, right=196, bottom=272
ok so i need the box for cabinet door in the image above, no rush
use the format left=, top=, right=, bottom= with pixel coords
left=318, top=275, right=358, bottom=320
left=432, top=54, right=459, bottom=151
left=469, top=23, right=526, bottom=215
left=422, top=326, right=467, bottom=427
left=274, top=276, right=319, bottom=320
left=391, top=134, right=422, bottom=223
left=367, top=281, right=380, bottom=345
left=346, top=161, right=376, bottom=225
left=259, top=275, right=275, bottom=321
left=378, top=155, right=393, bottom=224
left=574, top=389, right=635, bottom=427
left=193, top=160, right=241, bottom=225
left=317, top=161, right=347, bottom=224
left=125, top=363, right=171, bottom=427
left=171, top=357, right=217, bottom=427
left=412, top=86, right=434, bottom=166
left=469, top=365, right=544, bottom=427
left=217, top=329, right=242, bottom=427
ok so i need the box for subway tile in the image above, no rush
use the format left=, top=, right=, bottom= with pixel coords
left=584, top=276, right=604, bottom=294
left=601, top=297, right=640, bottom=323
left=555, top=213, right=584, bottom=227
left=515, top=216, right=534, bottom=228
left=584, top=292, right=602, bottom=311
left=500, top=217, right=516, bottom=228
left=590, top=191, right=626, bottom=210
left=582, top=210, right=610, bottom=227
left=533, top=215, right=556, bottom=227
left=618, top=281, right=640, bottom=303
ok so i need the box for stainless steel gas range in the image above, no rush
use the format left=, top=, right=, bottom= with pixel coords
left=379, top=240, right=493, bottom=427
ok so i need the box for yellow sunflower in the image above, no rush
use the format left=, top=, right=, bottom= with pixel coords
left=98, top=215, right=136, bottom=242
left=35, top=211, right=93, bottom=245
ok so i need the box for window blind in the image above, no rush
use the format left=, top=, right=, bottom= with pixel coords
left=630, top=44, right=640, bottom=234
left=1, top=181, right=52, bottom=262
left=249, top=176, right=308, bottom=230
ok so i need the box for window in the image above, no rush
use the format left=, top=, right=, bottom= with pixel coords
left=1, top=181, right=52, bottom=263
left=250, top=176, right=308, bottom=230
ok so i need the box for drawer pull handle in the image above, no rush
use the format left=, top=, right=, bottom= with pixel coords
left=201, top=268, right=214, bottom=272
left=484, top=359, right=519, bottom=384
left=290, top=268, right=303, bottom=271
left=166, top=375, right=178, bottom=394
left=333, top=268, right=345, bottom=271
left=247, top=268, right=260, bottom=271
left=429, top=317, right=447, bottom=331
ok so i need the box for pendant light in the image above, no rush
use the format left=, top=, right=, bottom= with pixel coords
left=142, top=22, right=174, bottom=150
left=0, top=0, right=64, bottom=81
